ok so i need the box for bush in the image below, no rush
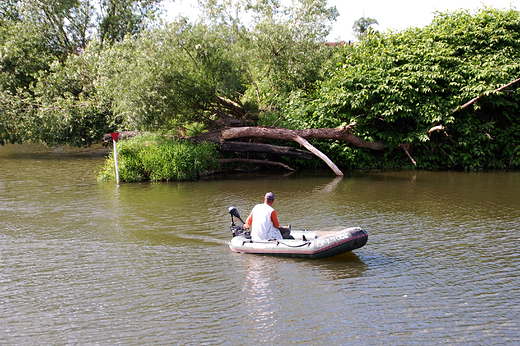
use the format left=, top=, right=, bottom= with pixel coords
left=283, top=7, right=520, bottom=170
left=97, top=134, right=221, bottom=182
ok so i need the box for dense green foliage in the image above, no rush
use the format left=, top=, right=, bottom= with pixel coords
left=1, top=2, right=520, bottom=172
left=98, top=0, right=163, bottom=44
left=1, top=0, right=338, bottom=146
left=97, top=134, right=221, bottom=181
left=97, top=0, right=339, bottom=132
left=285, top=7, right=520, bottom=170
left=97, top=21, right=249, bottom=131
left=0, top=20, right=58, bottom=145
left=4, top=0, right=162, bottom=53
left=0, top=0, right=162, bottom=145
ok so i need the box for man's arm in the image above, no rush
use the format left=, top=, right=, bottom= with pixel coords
left=271, top=210, right=280, bottom=228
left=244, top=211, right=253, bottom=229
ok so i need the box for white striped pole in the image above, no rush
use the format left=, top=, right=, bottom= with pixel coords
left=110, top=133, right=120, bottom=185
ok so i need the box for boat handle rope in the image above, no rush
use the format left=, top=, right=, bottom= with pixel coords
left=241, top=240, right=311, bottom=247
left=276, top=240, right=311, bottom=248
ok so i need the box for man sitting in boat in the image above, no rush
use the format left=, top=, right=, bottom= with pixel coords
left=244, top=192, right=292, bottom=241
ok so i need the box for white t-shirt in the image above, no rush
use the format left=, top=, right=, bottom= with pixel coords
left=250, top=203, right=282, bottom=241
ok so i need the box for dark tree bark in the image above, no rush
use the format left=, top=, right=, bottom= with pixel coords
left=193, top=125, right=388, bottom=175
left=218, top=158, right=295, bottom=171
left=195, top=124, right=386, bottom=151
left=220, top=141, right=315, bottom=159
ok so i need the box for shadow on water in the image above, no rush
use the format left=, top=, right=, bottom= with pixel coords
left=0, top=143, right=108, bottom=159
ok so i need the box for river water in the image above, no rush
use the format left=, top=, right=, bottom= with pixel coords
left=1, top=144, right=519, bottom=345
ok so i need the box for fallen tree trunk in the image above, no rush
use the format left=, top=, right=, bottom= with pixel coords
left=196, top=127, right=352, bottom=175
left=103, top=125, right=384, bottom=175
left=218, top=158, right=295, bottom=171
left=196, top=125, right=386, bottom=151
left=292, top=135, right=343, bottom=176
left=194, top=125, right=389, bottom=176
left=220, top=141, right=314, bottom=159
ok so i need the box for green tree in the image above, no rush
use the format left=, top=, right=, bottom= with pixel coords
left=98, top=0, right=163, bottom=44
left=352, top=16, right=378, bottom=40
left=29, top=43, right=118, bottom=147
left=198, top=0, right=339, bottom=113
left=2, top=0, right=339, bottom=146
left=92, top=0, right=340, bottom=133
left=9, top=0, right=163, bottom=55
left=96, top=20, right=248, bottom=131
left=0, top=22, right=56, bottom=93
left=0, top=0, right=21, bottom=23
left=0, top=0, right=164, bottom=145
left=17, top=0, right=96, bottom=56
left=0, top=21, right=57, bottom=145
left=287, top=7, right=520, bottom=170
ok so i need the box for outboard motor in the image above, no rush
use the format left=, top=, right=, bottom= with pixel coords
left=229, top=206, right=247, bottom=237
left=229, top=206, right=245, bottom=225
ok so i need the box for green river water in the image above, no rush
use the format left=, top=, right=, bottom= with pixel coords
left=1, top=144, right=519, bottom=345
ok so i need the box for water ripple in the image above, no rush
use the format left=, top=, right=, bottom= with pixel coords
left=1, top=146, right=520, bottom=344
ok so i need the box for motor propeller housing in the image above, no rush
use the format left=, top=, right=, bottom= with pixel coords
left=228, top=206, right=245, bottom=225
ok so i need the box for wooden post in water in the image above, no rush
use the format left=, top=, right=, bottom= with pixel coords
left=110, top=132, right=120, bottom=185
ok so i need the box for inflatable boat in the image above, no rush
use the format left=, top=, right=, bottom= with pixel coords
left=227, top=206, right=368, bottom=259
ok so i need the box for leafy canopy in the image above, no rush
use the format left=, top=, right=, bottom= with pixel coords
left=285, top=7, right=520, bottom=169
left=352, top=16, right=378, bottom=41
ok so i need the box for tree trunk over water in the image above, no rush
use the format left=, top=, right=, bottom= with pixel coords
left=219, top=158, right=295, bottom=171
left=103, top=125, right=386, bottom=176
left=194, top=125, right=386, bottom=176
left=196, top=125, right=386, bottom=151
left=220, top=141, right=314, bottom=159
left=292, top=135, right=343, bottom=176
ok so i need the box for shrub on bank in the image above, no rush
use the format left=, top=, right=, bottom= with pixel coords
left=97, top=134, right=221, bottom=182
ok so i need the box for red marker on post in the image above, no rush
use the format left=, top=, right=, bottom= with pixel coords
left=110, top=132, right=120, bottom=185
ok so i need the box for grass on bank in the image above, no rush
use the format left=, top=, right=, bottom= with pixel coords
left=97, top=134, right=221, bottom=182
